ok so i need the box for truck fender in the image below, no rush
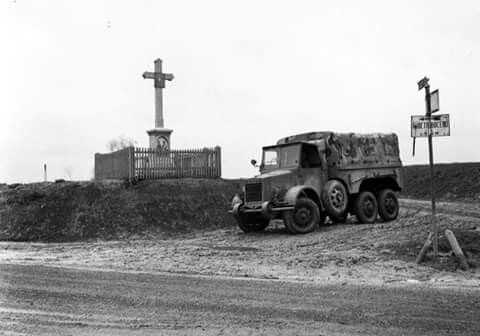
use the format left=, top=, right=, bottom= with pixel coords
left=284, top=186, right=324, bottom=211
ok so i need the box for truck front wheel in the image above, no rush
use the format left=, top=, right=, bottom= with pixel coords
left=235, top=212, right=270, bottom=233
left=354, top=191, right=378, bottom=224
left=283, top=198, right=320, bottom=234
left=377, top=189, right=399, bottom=221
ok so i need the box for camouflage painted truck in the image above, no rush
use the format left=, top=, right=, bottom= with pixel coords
left=230, top=132, right=403, bottom=234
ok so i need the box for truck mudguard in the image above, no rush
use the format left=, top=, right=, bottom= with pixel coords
left=284, top=185, right=322, bottom=209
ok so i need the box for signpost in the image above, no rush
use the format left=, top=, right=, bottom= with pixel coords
left=413, top=77, right=450, bottom=259
left=411, top=114, right=450, bottom=138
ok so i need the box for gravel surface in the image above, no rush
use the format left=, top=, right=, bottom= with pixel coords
left=1, top=198, right=479, bottom=334
left=1, top=199, right=479, bottom=288
left=1, top=263, right=479, bottom=336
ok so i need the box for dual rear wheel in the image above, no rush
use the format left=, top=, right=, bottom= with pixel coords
left=354, top=188, right=399, bottom=224
left=282, top=187, right=399, bottom=231
left=354, top=191, right=378, bottom=224
left=377, top=189, right=400, bottom=221
left=320, top=180, right=399, bottom=224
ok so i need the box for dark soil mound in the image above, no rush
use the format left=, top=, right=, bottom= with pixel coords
left=0, top=179, right=241, bottom=242
left=403, top=162, right=480, bottom=201
left=387, top=227, right=480, bottom=271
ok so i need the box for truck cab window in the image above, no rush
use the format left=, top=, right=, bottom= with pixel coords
left=263, top=150, right=278, bottom=167
left=301, top=144, right=322, bottom=168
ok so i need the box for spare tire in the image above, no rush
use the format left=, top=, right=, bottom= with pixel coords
left=321, top=180, right=348, bottom=222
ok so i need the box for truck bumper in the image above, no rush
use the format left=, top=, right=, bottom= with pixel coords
left=228, top=202, right=294, bottom=218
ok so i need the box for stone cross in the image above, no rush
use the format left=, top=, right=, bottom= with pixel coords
left=142, top=58, right=174, bottom=128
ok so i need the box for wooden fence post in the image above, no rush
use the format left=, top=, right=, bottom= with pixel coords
left=128, top=146, right=135, bottom=181
left=215, top=146, right=222, bottom=178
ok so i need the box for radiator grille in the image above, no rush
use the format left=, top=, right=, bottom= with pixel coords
left=245, top=182, right=262, bottom=203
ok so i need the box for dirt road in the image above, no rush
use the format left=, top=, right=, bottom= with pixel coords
left=2, top=199, right=479, bottom=288
left=401, top=199, right=480, bottom=219
left=1, top=198, right=479, bottom=334
left=1, top=263, right=479, bottom=336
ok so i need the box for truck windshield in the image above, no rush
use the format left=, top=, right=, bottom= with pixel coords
left=262, top=145, right=300, bottom=170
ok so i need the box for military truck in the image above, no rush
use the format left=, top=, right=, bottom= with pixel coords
left=230, top=131, right=403, bottom=234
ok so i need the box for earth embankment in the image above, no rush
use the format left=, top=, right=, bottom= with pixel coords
left=403, top=162, right=480, bottom=201
left=1, top=161, right=479, bottom=242
left=0, top=179, right=240, bottom=242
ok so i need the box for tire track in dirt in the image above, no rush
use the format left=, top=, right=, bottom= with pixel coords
left=401, top=199, right=480, bottom=219
left=1, top=263, right=479, bottom=336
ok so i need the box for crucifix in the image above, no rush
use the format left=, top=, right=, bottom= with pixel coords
left=143, top=58, right=174, bottom=128
left=143, top=58, right=174, bottom=150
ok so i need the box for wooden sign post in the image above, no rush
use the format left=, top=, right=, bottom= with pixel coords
left=424, top=79, right=438, bottom=257
left=414, top=77, right=448, bottom=259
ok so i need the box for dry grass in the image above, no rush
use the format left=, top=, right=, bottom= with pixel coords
left=0, top=179, right=241, bottom=242
left=403, top=162, right=480, bottom=201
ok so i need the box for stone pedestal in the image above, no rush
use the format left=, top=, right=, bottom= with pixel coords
left=147, top=128, right=173, bottom=150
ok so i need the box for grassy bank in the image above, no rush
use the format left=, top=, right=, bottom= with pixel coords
left=403, top=162, right=480, bottom=201
left=1, top=161, right=479, bottom=242
left=0, top=179, right=241, bottom=242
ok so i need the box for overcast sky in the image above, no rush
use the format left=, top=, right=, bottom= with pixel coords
left=1, top=0, right=479, bottom=183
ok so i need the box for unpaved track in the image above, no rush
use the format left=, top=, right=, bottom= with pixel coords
left=401, top=199, right=480, bottom=219
left=0, top=264, right=479, bottom=335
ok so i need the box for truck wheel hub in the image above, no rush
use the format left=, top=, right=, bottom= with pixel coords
left=363, top=199, right=375, bottom=217
left=384, top=197, right=396, bottom=214
left=330, top=188, right=345, bottom=208
left=295, top=207, right=312, bottom=226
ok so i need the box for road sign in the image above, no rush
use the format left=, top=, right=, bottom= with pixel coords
left=414, top=77, right=448, bottom=260
left=411, top=114, right=450, bottom=138
left=417, top=76, right=429, bottom=90
left=430, top=89, right=439, bottom=113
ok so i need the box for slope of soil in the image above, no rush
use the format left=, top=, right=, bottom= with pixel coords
left=403, top=162, right=480, bottom=201
left=0, top=179, right=240, bottom=242
left=1, top=161, right=479, bottom=243
left=388, top=228, right=480, bottom=271
left=2, top=199, right=479, bottom=286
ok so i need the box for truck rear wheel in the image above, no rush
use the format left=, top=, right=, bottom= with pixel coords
left=235, top=212, right=270, bottom=233
left=283, top=198, right=320, bottom=234
left=377, top=189, right=399, bottom=221
left=354, top=191, right=378, bottom=224
left=322, top=180, right=348, bottom=223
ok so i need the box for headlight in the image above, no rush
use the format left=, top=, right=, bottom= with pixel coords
left=271, top=186, right=287, bottom=202
left=231, top=194, right=243, bottom=207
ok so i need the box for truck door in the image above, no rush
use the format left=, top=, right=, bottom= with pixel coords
left=299, top=143, right=327, bottom=193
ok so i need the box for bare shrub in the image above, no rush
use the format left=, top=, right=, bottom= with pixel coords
left=107, top=135, right=137, bottom=152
